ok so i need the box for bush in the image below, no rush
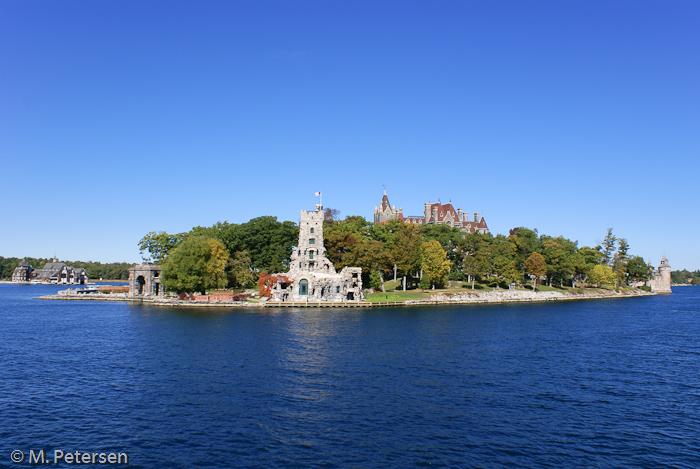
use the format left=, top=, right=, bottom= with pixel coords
left=368, top=271, right=382, bottom=290
left=639, top=285, right=652, bottom=292
left=419, top=276, right=430, bottom=290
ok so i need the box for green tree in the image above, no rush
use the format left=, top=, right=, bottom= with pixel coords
left=601, top=228, right=617, bottom=266
left=540, top=236, right=579, bottom=287
left=230, top=216, right=298, bottom=273
left=458, top=232, right=488, bottom=289
left=387, top=221, right=423, bottom=279
left=588, top=264, right=616, bottom=287
left=612, top=237, right=630, bottom=285
left=628, top=256, right=653, bottom=282
left=510, top=228, right=540, bottom=281
left=479, top=234, right=519, bottom=288
left=138, top=231, right=187, bottom=262
left=421, top=224, right=464, bottom=276
left=524, top=252, right=547, bottom=291
left=421, top=240, right=451, bottom=288
left=227, top=251, right=255, bottom=288
left=162, top=236, right=229, bottom=294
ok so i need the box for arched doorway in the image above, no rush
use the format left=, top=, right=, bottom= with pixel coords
left=136, top=275, right=145, bottom=295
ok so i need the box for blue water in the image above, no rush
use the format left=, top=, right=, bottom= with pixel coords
left=2, top=284, right=699, bottom=468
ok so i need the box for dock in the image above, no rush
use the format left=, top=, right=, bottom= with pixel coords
left=263, top=301, right=405, bottom=308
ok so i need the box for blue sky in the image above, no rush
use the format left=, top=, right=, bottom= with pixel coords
left=2, top=1, right=698, bottom=270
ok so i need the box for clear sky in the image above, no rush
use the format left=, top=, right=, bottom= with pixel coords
left=2, top=1, right=698, bottom=270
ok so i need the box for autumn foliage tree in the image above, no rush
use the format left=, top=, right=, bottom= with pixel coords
left=421, top=240, right=451, bottom=288
left=257, top=272, right=293, bottom=298
left=257, top=271, right=276, bottom=298
left=162, top=236, right=228, bottom=294
left=524, top=252, right=547, bottom=291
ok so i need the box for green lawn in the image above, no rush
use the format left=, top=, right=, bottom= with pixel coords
left=382, top=279, right=402, bottom=290
left=365, top=291, right=431, bottom=302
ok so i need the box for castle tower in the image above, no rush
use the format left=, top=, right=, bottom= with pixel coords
left=657, top=254, right=672, bottom=292
left=374, top=190, right=401, bottom=223
left=288, top=207, right=337, bottom=275
left=647, top=254, right=672, bottom=293
left=270, top=204, right=364, bottom=302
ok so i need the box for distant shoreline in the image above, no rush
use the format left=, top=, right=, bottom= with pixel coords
left=0, top=280, right=128, bottom=285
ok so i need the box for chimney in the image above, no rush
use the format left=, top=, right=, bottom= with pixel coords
left=474, top=213, right=479, bottom=222
left=457, top=208, right=463, bottom=221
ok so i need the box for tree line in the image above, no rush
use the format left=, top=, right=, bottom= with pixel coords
left=138, top=211, right=655, bottom=294
left=0, top=257, right=133, bottom=281
left=671, top=269, right=700, bottom=285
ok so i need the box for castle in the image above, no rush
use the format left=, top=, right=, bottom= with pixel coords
left=269, top=204, right=363, bottom=302
left=374, top=191, right=489, bottom=234
left=647, top=255, right=672, bottom=293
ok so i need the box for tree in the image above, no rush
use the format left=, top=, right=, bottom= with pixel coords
left=421, top=224, right=465, bottom=276
left=575, top=246, right=602, bottom=285
left=421, top=240, right=451, bottom=288
left=524, top=252, right=547, bottom=291
left=510, top=228, right=540, bottom=281
left=227, top=251, right=255, bottom=288
left=138, top=231, right=187, bottom=262
left=601, top=228, right=617, bottom=266
left=387, top=221, right=423, bottom=279
left=587, top=264, right=616, bottom=287
left=482, top=234, right=519, bottom=288
left=458, top=232, right=488, bottom=289
left=162, top=236, right=229, bottom=294
left=230, top=216, right=298, bottom=273
left=540, top=236, right=573, bottom=287
left=257, top=271, right=275, bottom=298
left=324, top=207, right=341, bottom=223
left=627, top=256, right=653, bottom=282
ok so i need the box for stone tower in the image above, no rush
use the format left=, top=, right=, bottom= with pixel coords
left=269, top=204, right=364, bottom=302
left=647, top=254, right=672, bottom=293
left=288, top=204, right=337, bottom=275
left=374, top=190, right=402, bottom=224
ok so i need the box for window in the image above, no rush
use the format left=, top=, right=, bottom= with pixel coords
left=309, top=251, right=314, bottom=260
left=299, top=262, right=302, bottom=268
left=299, top=279, right=308, bottom=296
left=309, top=238, right=315, bottom=245
left=310, top=228, right=314, bottom=234
left=336, top=286, right=340, bottom=293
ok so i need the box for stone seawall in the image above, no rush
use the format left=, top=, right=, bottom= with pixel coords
left=37, top=288, right=655, bottom=307
left=406, top=288, right=653, bottom=305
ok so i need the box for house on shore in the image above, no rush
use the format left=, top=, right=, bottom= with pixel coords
left=11, top=259, right=89, bottom=285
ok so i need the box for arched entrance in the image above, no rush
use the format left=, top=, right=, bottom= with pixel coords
left=136, top=275, right=145, bottom=295
left=299, top=279, right=308, bottom=296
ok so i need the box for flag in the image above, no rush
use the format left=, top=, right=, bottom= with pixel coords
left=315, top=192, right=321, bottom=196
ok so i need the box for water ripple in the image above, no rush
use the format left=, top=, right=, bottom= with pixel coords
left=2, top=285, right=700, bottom=467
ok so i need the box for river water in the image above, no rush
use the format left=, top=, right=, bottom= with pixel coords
left=2, top=284, right=699, bottom=468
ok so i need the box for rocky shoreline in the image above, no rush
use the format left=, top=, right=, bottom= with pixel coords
left=36, top=287, right=656, bottom=308
left=405, top=288, right=654, bottom=305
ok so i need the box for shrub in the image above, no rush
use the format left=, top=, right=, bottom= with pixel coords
left=419, top=276, right=430, bottom=290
